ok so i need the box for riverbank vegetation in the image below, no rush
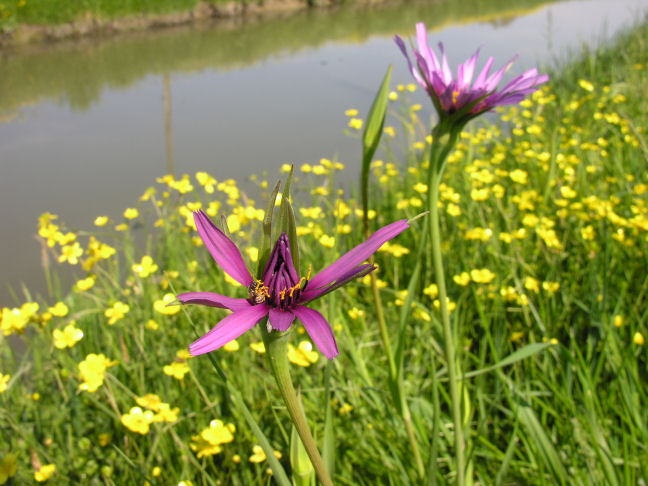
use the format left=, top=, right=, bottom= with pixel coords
left=1, top=0, right=554, bottom=45
left=1, top=17, right=647, bottom=485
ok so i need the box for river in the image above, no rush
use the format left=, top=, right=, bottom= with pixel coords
left=1, top=0, right=647, bottom=305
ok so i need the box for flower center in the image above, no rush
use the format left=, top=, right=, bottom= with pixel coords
left=248, top=232, right=311, bottom=310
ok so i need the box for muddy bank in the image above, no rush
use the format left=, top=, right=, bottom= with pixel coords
left=0, top=0, right=395, bottom=46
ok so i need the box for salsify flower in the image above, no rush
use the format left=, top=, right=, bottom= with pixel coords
left=394, top=22, right=548, bottom=123
left=178, top=210, right=408, bottom=359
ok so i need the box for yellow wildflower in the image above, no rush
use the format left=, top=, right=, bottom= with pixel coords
left=319, top=235, right=335, bottom=248
left=287, top=341, right=319, bottom=367
left=196, top=172, right=217, bottom=193
left=154, top=293, right=180, bottom=316
left=164, top=361, right=190, bottom=380
left=453, top=272, right=471, bottom=286
left=423, top=283, right=439, bottom=299
left=78, top=354, right=117, bottom=392
left=470, top=268, right=495, bottom=284
left=542, top=281, right=560, bottom=293
left=191, top=420, right=236, bottom=458
left=447, top=203, right=461, bottom=216
left=578, top=79, right=594, bottom=92
left=633, top=332, right=644, bottom=346
left=223, top=340, right=240, bottom=352
left=132, top=256, right=158, bottom=278
left=464, top=227, right=492, bottom=241
left=413, top=182, right=428, bottom=193
left=34, top=464, right=56, bottom=482
left=136, top=394, right=163, bottom=411
left=250, top=342, right=266, bottom=354
left=249, top=445, right=282, bottom=463
left=509, top=169, right=528, bottom=184
left=524, top=276, right=540, bottom=293
left=121, top=407, right=155, bottom=435
left=146, top=319, right=159, bottom=330
left=152, top=403, right=179, bottom=423
left=59, top=242, right=83, bottom=264
left=581, top=225, right=595, bottom=240
left=75, top=275, right=96, bottom=291
left=123, top=208, right=139, bottom=220
left=48, top=302, right=68, bottom=317
left=53, top=323, right=84, bottom=349
left=94, top=216, right=109, bottom=227
left=614, top=315, right=623, bottom=328
left=105, top=302, right=130, bottom=325
left=0, top=373, right=10, bottom=393
left=348, top=118, right=363, bottom=130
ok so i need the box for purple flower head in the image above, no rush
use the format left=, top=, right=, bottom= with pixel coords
left=394, top=22, right=548, bottom=124
left=178, top=210, right=409, bottom=360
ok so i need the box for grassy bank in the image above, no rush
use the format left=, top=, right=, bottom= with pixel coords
left=0, top=0, right=556, bottom=43
left=1, top=17, right=647, bottom=486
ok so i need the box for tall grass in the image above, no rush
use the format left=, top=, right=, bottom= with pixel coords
left=1, top=18, right=647, bottom=485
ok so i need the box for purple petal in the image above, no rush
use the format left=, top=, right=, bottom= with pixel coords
left=457, top=48, right=480, bottom=90
left=177, top=292, right=252, bottom=312
left=394, top=34, right=425, bottom=87
left=292, top=306, right=339, bottom=359
left=300, top=263, right=376, bottom=303
left=307, top=220, right=409, bottom=290
left=194, top=210, right=253, bottom=287
left=269, top=308, right=296, bottom=332
left=190, top=304, right=269, bottom=356
left=415, top=22, right=440, bottom=74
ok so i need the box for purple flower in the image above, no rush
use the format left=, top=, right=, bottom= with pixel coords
left=179, top=210, right=409, bottom=359
left=394, top=22, right=548, bottom=120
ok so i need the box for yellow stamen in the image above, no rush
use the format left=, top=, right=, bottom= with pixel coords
left=452, top=90, right=460, bottom=104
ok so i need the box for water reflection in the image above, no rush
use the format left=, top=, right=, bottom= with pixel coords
left=0, top=0, right=559, bottom=114
left=1, top=0, right=647, bottom=304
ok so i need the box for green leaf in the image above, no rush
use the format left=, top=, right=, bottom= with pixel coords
left=515, top=394, right=568, bottom=483
left=322, top=362, right=335, bottom=478
left=361, top=65, right=393, bottom=231
left=290, top=417, right=315, bottom=486
left=459, top=343, right=552, bottom=380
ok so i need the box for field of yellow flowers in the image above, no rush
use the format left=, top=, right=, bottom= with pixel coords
left=1, top=19, right=647, bottom=485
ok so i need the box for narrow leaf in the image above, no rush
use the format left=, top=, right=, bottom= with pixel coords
left=361, top=64, right=393, bottom=232
left=459, top=343, right=551, bottom=380
left=515, top=394, right=568, bottom=483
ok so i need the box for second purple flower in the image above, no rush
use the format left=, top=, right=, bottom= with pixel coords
left=395, top=22, right=549, bottom=121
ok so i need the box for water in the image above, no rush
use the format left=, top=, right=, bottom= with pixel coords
left=1, top=0, right=647, bottom=305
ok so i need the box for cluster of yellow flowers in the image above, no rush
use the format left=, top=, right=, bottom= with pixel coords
left=121, top=394, right=179, bottom=434
left=78, top=353, right=118, bottom=393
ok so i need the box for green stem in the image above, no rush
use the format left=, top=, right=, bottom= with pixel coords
left=263, top=328, right=334, bottom=486
left=427, top=129, right=465, bottom=486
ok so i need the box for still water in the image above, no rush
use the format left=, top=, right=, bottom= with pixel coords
left=1, top=0, right=647, bottom=305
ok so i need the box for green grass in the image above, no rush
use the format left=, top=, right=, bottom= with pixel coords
left=1, top=16, right=647, bottom=485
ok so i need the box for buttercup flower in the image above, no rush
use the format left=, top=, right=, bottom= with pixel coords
left=179, top=210, right=408, bottom=359
left=395, top=22, right=548, bottom=123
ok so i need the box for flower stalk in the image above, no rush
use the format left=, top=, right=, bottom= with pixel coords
left=262, top=324, right=334, bottom=486
left=427, top=136, right=465, bottom=485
